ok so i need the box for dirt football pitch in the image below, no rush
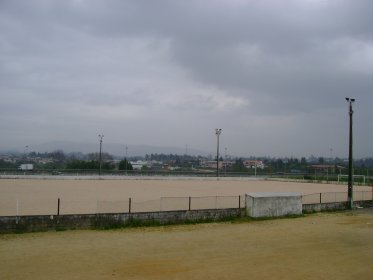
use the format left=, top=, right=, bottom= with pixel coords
left=0, top=177, right=371, bottom=215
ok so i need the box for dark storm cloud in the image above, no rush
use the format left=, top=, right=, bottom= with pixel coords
left=0, top=0, right=372, bottom=157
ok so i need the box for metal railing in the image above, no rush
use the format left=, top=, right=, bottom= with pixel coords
left=2, top=191, right=372, bottom=217
left=0, top=195, right=246, bottom=217
left=302, top=191, right=372, bottom=204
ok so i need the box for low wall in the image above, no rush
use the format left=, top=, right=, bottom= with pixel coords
left=302, top=202, right=348, bottom=213
left=302, top=200, right=373, bottom=213
left=0, top=208, right=243, bottom=234
left=2, top=200, right=372, bottom=234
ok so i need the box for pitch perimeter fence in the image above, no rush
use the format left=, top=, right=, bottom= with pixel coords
left=1, top=191, right=372, bottom=217
left=302, top=190, right=372, bottom=204
left=0, top=195, right=246, bottom=217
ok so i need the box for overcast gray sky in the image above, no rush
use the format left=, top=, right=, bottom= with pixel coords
left=1, top=0, right=372, bottom=158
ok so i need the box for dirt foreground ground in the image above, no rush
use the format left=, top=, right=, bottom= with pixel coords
left=1, top=209, right=372, bottom=280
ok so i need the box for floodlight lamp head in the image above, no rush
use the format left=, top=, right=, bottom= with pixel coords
left=345, top=97, right=355, bottom=103
left=215, top=128, right=222, bottom=135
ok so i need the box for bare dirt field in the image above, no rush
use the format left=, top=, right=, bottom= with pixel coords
left=1, top=209, right=372, bottom=280
left=0, top=177, right=371, bottom=215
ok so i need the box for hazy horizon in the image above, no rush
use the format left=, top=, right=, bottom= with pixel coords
left=1, top=139, right=371, bottom=160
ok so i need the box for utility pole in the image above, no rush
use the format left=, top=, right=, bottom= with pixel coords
left=125, top=145, right=128, bottom=174
left=215, top=129, right=222, bottom=177
left=24, top=145, right=29, bottom=162
left=225, top=147, right=227, bottom=176
left=98, top=134, right=104, bottom=176
left=345, top=97, right=355, bottom=209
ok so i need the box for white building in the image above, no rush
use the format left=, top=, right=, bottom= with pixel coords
left=243, top=160, right=265, bottom=169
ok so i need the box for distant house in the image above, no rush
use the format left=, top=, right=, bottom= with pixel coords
left=163, top=164, right=180, bottom=171
left=243, top=160, right=264, bottom=169
left=130, top=160, right=148, bottom=170
left=19, top=164, right=34, bottom=171
left=130, top=160, right=162, bottom=170
left=200, top=160, right=224, bottom=169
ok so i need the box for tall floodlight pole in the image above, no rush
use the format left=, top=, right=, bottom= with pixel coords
left=345, top=98, right=355, bottom=209
left=98, top=134, right=104, bottom=176
left=125, top=145, right=128, bottom=174
left=24, top=145, right=29, bottom=161
left=225, top=147, right=227, bottom=176
left=215, top=129, right=222, bottom=177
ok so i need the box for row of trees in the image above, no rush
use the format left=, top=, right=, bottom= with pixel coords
left=65, top=159, right=133, bottom=171
left=226, top=157, right=373, bottom=176
left=227, top=158, right=308, bottom=173
left=2, top=150, right=373, bottom=175
left=0, top=149, right=133, bottom=171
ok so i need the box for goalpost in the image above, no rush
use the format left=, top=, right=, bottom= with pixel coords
left=337, top=174, right=366, bottom=184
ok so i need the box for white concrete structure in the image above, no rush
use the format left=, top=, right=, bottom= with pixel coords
left=246, top=192, right=302, bottom=218
left=19, top=164, right=34, bottom=170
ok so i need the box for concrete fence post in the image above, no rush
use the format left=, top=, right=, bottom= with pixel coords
left=16, top=199, right=19, bottom=216
left=16, top=199, right=19, bottom=224
left=57, top=198, right=60, bottom=216
left=188, top=196, right=191, bottom=211
left=129, top=198, right=131, bottom=213
left=319, top=193, right=322, bottom=204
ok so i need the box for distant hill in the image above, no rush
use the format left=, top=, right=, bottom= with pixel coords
left=20, top=141, right=209, bottom=157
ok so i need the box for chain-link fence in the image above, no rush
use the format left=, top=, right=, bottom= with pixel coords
left=302, top=190, right=372, bottom=204
left=2, top=191, right=371, bottom=216
left=96, top=195, right=245, bottom=214
left=0, top=195, right=245, bottom=216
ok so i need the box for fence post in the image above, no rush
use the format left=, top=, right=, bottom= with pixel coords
left=189, top=196, right=191, bottom=211
left=239, top=195, right=241, bottom=209
left=57, top=198, right=60, bottom=216
left=129, top=197, right=131, bottom=213
left=319, top=193, right=322, bottom=204
left=16, top=199, right=19, bottom=224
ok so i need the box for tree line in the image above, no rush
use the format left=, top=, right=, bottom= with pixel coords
left=2, top=150, right=373, bottom=174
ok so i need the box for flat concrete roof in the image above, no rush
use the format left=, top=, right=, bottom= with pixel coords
left=247, top=192, right=301, bottom=198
